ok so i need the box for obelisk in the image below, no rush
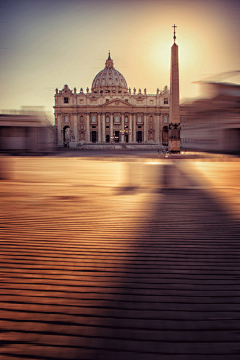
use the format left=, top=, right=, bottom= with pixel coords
left=168, top=24, right=180, bottom=152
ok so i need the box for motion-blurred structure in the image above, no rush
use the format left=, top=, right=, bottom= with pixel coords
left=0, top=107, right=55, bottom=153
left=181, top=79, right=240, bottom=153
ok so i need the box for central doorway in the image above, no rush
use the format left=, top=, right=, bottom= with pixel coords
left=136, top=131, right=142, bottom=143
left=91, top=131, right=97, bottom=143
left=114, top=131, right=120, bottom=143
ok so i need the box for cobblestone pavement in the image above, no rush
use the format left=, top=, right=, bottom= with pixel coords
left=1, top=157, right=240, bottom=360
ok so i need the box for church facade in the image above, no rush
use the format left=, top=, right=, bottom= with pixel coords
left=54, top=53, right=170, bottom=148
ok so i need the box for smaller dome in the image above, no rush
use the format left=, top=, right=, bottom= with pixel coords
left=92, top=53, right=128, bottom=91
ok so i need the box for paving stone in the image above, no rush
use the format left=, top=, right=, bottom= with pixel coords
left=1, top=158, right=240, bottom=359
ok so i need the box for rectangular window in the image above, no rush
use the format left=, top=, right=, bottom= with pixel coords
left=65, top=115, right=69, bottom=123
left=106, top=117, right=109, bottom=123
left=164, top=98, right=168, bottom=104
left=92, top=115, right=96, bottom=122
left=137, top=100, right=142, bottom=104
left=137, top=115, right=142, bottom=123
left=115, top=115, right=120, bottom=123
left=150, top=100, right=153, bottom=104
left=164, top=116, right=168, bottom=123
left=64, top=97, right=68, bottom=103
left=125, top=117, right=128, bottom=123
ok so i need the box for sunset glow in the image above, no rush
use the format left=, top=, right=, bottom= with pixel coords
left=1, top=0, right=239, bottom=122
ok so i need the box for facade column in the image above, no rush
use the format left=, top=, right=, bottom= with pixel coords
left=102, top=113, right=105, bottom=142
left=159, top=114, right=163, bottom=145
left=129, top=113, right=132, bottom=142
left=133, top=113, right=136, bottom=143
left=121, top=113, right=124, bottom=142
left=98, top=113, right=101, bottom=142
left=57, top=113, right=62, bottom=145
left=110, top=113, right=113, bottom=141
left=144, top=113, right=147, bottom=143
left=73, top=112, right=78, bottom=143
left=86, top=113, right=90, bottom=143
left=155, top=114, right=160, bottom=143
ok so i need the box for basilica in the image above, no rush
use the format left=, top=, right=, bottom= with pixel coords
left=54, top=53, right=170, bottom=148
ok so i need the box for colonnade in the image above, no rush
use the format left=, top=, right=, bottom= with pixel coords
left=57, top=112, right=165, bottom=145
left=88, top=112, right=137, bottom=143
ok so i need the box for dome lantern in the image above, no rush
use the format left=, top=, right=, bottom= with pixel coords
left=105, top=51, right=114, bottom=68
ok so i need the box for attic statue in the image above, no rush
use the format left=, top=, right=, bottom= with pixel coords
left=169, top=122, right=181, bottom=130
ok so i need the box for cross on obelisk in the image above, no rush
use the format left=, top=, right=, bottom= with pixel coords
left=172, top=24, right=177, bottom=43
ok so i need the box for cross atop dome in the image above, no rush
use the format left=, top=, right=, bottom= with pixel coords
left=105, top=51, right=114, bottom=68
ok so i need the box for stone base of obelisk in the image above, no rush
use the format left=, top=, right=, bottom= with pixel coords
left=168, top=139, right=180, bottom=152
left=168, top=129, right=180, bottom=152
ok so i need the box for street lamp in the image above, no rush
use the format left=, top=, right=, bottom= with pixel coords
left=110, top=133, right=118, bottom=150
left=120, top=125, right=132, bottom=148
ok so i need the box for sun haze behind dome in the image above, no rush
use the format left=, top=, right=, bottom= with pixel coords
left=91, top=52, right=128, bottom=91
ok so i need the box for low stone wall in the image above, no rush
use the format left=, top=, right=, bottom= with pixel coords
left=71, top=143, right=165, bottom=150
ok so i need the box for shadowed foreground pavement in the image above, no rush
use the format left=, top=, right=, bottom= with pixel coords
left=1, top=157, right=240, bottom=360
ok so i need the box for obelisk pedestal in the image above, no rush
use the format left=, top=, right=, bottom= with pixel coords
left=168, top=28, right=180, bottom=152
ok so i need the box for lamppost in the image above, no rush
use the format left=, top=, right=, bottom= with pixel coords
left=120, top=125, right=132, bottom=148
left=110, top=133, right=118, bottom=150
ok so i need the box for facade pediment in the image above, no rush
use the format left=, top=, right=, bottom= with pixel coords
left=105, top=99, right=130, bottom=107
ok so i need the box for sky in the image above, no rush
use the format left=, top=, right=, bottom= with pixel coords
left=0, top=0, right=239, bottom=123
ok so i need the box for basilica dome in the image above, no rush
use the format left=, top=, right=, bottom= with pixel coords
left=91, top=53, right=128, bottom=91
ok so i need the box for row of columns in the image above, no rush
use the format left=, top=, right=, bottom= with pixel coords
left=57, top=112, right=165, bottom=144
left=88, top=113, right=138, bottom=143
